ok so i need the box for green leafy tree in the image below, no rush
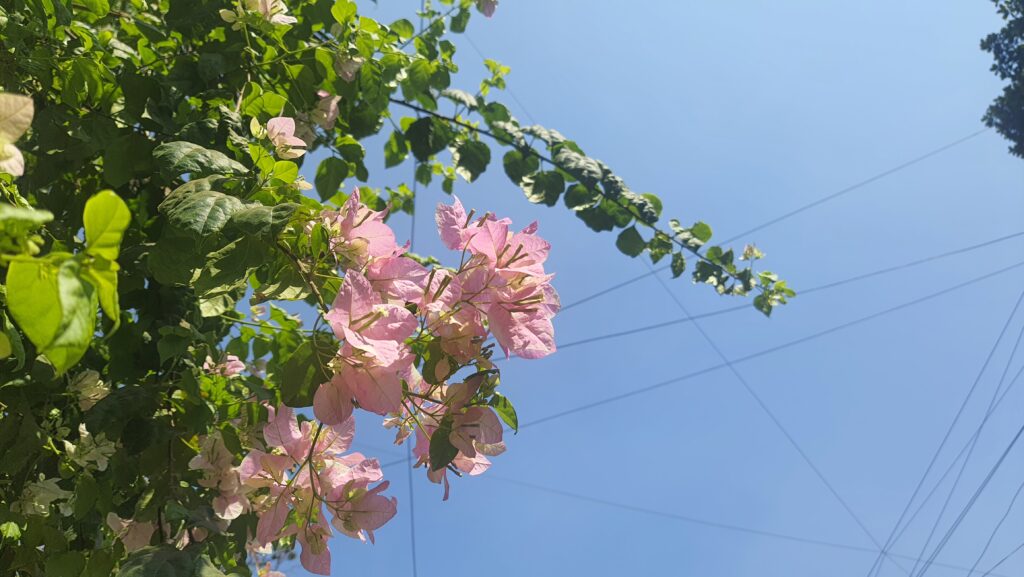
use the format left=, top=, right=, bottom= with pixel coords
left=0, top=0, right=791, bottom=575
left=982, top=0, right=1024, bottom=157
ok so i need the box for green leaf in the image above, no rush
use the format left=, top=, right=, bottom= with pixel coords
left=84, top=550, right=115, bottom=577
left=523, top=171, right=565, bottom=206
left=671, top=252, right=686, bottom=278
left=73, top=474, right=98, bottom=520
left=390, top=18, right=414, bottom=40
left=428, top=415, right=458, bottom=471
left=450, top=7, right=471, bottom=32
left=441, top=89, right=478, bottom=110
left=0, top=333, right=9, bottom=359
left=405, top=117, right=455, bottom=162
left=45, top=551, right=85, bottom=577
left=330, top=0, right=357, bottom=25
left=489, top=392, right=518, bottom=432
left=103, top=132, right=155, bottom=188
left=152, top=142, right=247, bottom=177
left=280, top=336, right=335, bottom=407
left=576, top=204, right=615, bottom=232
left=226, top=203, right=299, bottom=240
left=193, top=238, right=266, bottom=317
left=0, top=310, right=26, bottom=370
left=502, top=149, right=539, bottom=184
left=116, top=546, right=194, bottom=577
left=315, top=157, right=349, bottom=200
left=553, top=148, right=602, bottom=188
left=641, top=193, right=663, bottom=219
left=454, top=140, right=491, bottom=182
left=564, top=183, right=601, bottom=211
left=84, top=190, right=130, bottom=261
left=691, top=221, right=712, bottom=244
left=384, top=131, right=408, bottom=169
left=616, top=226, right=646, bottom=257
left=81, top=258, right=120, bottom=328
left=159, top=190, right=245, bottom=238
left=0, top=521, right=21, bottom=541
left=6, top=257, right=97, bottom=375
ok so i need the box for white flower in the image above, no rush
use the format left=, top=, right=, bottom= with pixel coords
left=12, top=476, right=73, bottom=517
left=63, top=423, right=116, bottom=471
left=0, top=93, right=34, bottom=177
left=70, top=369, right=110, bottom=410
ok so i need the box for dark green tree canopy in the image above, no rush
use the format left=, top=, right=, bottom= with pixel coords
left=982, top=0, right=1024, bottom=157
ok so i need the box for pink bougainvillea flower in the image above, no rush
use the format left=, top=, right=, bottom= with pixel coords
left=334, top=54, right=365, bottom=83
left=312, top=90, right=341, bottom=130
left=365, top=253, right=429, bottom=303
left=203, top=354, right=246, bottom=377
left=106, top=513, right=156, bottom=552
left=476, top=0, right=498, bottom=17
left=318, top=194, right=399, bottom=267
left=325, top=271, right=416, bottom=366
left=239, top=405, right=396, bottom=575
left=189, top=432, right=249, bottom=519
left=266, top=117, right=307, bottom=159
left=328, top=481, right=397, bottom=543
left=450, top=406, right=506, bottom=459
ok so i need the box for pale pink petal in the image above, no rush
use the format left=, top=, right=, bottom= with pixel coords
left=214, top=493, right=248, bottom=520
left=488, top=305, right=556, bottom=359
left=435, top=196, right=469, bottom=250
left=347, top=364, right=404, bottom=415
left=365, top=255, right=429, bottom=302
left=313, top=377, right=354, bottom=427
left=256, top=493, right=291, bottom=545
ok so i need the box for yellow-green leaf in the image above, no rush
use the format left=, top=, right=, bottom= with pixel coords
left=7, top=257, right=97, bottom=374
left=84, top=190, right=130, bottom=261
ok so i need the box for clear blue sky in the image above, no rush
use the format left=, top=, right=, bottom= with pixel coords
left=288, top=1, right=1024, bottom=575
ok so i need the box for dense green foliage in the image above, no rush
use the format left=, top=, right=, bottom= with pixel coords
left=0, top=0, right=790, bottom=574
left=983, top=0, right=1024, bottom=157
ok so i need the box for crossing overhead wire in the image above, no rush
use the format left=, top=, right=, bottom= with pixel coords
left=523, top=260, right=1024, bottom=431
left=559, top=128, right=994, bottom=315
left=643, top=261, right=907, bottom=572
left=880, top=364, right=1024, bottom=570
left=915, top=420, right=1024, bottom=577
left=720, top=128, right=991, bottom=245
left=488, top=474, right=1015, bottom=577
left=980, top=540, right=1024, bottom=577
left=905, top=313, right=1024, bottom=577
left=864, top=286, right=1024, bottom=577
left=557, top=231, right=1024, bottom=351
left=967, top=477, right=1024, bottom=575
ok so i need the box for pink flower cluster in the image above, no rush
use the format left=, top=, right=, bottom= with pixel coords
left=197, top=194, right=557, bottom=575
left=309, top=193, right=557, bottom=497
left=238, top=405, right=395, bottom=575
left=203, top=354, right=246, bottom=377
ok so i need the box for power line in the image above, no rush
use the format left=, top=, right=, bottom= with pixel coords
left=720, top=128, right=990, bottom=245
left=967, top=478, right=1024, bottom=575
left=879, top=364, right=1024, bottom=571
left=906, top=313, right=1024, bottom=577
left=864, top=287, right=1024, bottom=577
left=557, top=231, right=1024, bottom=350
left=521, top=260, right=1024, bottom=431
left=558, top=127, right=993, bottom=315
left=981, top=540, right=1024, bottom=577
left=488, top=474, right=1015, bottom=577
left=915, top=421, right=1024, bottom=576
left=643, top=262, right=908, bottom=572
